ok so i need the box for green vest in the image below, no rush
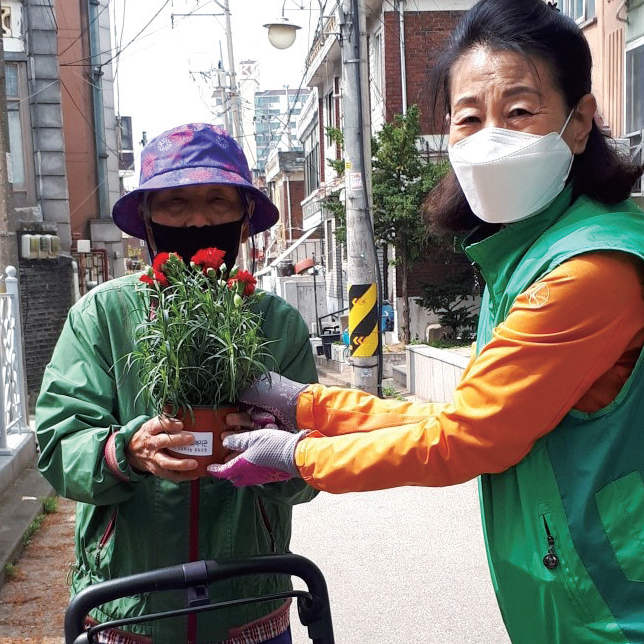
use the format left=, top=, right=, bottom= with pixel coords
left=464, top=186, right=644, bottom=644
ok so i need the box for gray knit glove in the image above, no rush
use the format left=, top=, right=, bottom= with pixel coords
left=238, top=372, right=309, bottom=432
left=207, top=429, right=307, bottom=486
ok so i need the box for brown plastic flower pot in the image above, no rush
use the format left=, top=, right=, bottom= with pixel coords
left=165, top=405, right=238, bottom=477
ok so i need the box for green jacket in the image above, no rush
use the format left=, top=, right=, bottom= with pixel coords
left=465, top=187, right=644, bottom=643
left=36, top=273, right=318, bottom=643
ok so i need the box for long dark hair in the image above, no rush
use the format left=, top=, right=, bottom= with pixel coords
left=424, top=0, right=643, bottom=233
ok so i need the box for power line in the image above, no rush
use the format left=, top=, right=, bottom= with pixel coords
left=100, top=0, right=173, bottom=70
left=58, top=0, right=110, bottom=58
left=44, top=0, right=59, bottom=34
left=60, top=0, right=175, bottom=68
left=59, top=76, right=120, bottom=158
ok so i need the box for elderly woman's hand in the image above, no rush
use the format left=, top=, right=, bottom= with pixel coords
left=126, top=415, right=199, bottom=482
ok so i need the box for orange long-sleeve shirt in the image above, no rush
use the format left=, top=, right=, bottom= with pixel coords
left=294, top=252, right=644, bottom=493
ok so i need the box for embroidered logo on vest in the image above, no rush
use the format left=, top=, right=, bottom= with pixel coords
left=526, top=283, right=550, bottom=308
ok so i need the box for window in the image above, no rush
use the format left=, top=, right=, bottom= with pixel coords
left=325, top=91, right=335, bottom=145
left=5, top=62, right=35, bottom=206
left=372, top=31, right=382, bottom=96
left=304, top=126, right=319, bottom=196
left=559, top=0, right=595, bottom=23
left=626, top=40, right=644, bottom=135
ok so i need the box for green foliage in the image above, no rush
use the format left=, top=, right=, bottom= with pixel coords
left=417, top=253, right=479, bottom=340
left=128, top=253, right=273, bottom=417
left=325, top=127, right=345, bottom=177
left=22, top=514, right=45, bottom=547
left=382, top=383, right=405, bottom=400
left=41, top=496, right=58, bottom=514
left=322, top=191, right=346, bottom=244
left=427, top=339, right=472, bottom=349
left=372, top=105, right=450, bottom=266
left=322, top=128, right=347, bottom=243
left=4, top=563, right=17, bottom=581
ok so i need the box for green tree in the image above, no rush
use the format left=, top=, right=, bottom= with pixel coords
left=322, top=127, right=347, bottom=243
left=415, top=243, right=480, bottom=340
left=372, top=104, right=450, bottom=343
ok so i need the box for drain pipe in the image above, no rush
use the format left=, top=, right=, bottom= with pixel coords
left=398, top=0, right=407, bottom=115
left=87, top=0, right=110, bottom=218
left=286, top=174, right=293, bottom=243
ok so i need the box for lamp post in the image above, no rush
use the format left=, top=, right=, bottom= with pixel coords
left=263, top=1, right=302, bottom=50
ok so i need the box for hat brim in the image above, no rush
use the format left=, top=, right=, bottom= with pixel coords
left=112, top=167, right=279, bottom=239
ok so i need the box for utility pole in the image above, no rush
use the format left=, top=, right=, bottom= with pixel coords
left=173, top=5, right=242, bottom=145
left=222, top=0, right=243, bottom=146
left=340, top=0, right=379, bottom=395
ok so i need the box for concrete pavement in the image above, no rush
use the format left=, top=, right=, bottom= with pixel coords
left=292, top=360, right=509, bottom=643
left=0, top=423, right=55, bottom=589
left=0, top=360, right=510, bottom=643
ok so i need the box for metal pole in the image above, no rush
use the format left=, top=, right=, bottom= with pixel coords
left=340, top=0, right=379, bottom=394
left=219, top=41, right=233, bottom=134
left=312, top=253, right=321, bottom=337
left=88, top=0, right=110, bottom=218
left=398, top=0, right=407, bottom=115
left=222, top=0, right=243, bottom=146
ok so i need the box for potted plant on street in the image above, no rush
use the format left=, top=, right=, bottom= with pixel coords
left=128, top=249, right=272, bottom=476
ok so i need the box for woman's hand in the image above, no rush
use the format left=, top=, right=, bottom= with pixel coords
left=207, top=429, right=307, bottom=486
left=126, top=415, right=199, bottom=482
left=236, top=372, right=309, bottom=432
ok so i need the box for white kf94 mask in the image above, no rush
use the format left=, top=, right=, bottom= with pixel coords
left=448, top=111, right=575, bottom=224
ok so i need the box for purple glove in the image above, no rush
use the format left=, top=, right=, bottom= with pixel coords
left=207, top=429, right=308, bottom=486
left=238, top=372, right=308, bottom=432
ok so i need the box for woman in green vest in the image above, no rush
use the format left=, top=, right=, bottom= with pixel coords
left=209, top=0, right=644, bottom=641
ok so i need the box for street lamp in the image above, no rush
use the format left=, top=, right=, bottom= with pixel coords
left=263, top=1, right=301, bottom=50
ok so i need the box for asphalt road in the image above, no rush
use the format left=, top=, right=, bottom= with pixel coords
left=288, top=480, right=511, bottom=644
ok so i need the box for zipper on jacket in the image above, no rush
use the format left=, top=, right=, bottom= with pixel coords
left=257, top=499, right=276, bottom=553
left=541, top=515, right=560, bottom=570
left=95, top=509, right=118, bottom=567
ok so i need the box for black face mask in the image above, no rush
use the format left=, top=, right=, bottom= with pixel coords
left=149, top=217, right=245, bottom=269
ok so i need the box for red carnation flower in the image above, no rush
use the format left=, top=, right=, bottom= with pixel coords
left=153, top=269, right=169, bottom=286
left=139, top=269, right=169, bottom=287
left=228, top=269, right=256, bottom=296
left=152, top=252, right=173, bottom=273
left=191, top=248, right=226, bottom=273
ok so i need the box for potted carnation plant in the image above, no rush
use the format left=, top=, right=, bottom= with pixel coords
left=128, top=249, right=272, bottom=476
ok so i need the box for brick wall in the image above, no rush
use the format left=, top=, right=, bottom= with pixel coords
left=19, top=257, right=74, bottom=408
left=383, top=10, right=464, bottom=133
left=288, top=180, right=305, bottom=237
left=397, top=249, right=473, bottom=298
left=383, top=9, right=468, bottom=298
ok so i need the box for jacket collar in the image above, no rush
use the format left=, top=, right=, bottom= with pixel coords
left=464, top=185, right=574, bottom=303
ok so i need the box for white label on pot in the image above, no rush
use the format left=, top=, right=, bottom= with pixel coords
left=171, top=432, right=213, bottom=457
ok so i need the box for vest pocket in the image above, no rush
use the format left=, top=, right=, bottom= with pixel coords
left=539, top=509, right=595, bottom=623
left=595, top=471, right=644, bottom=582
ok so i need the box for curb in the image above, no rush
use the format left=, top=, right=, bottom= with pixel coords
left=0, top=465, right=55, bottom=589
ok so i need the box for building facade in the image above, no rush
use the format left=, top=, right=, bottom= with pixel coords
left=253, top=86, right=310, bottom=178
left=298, top=0, right=475, bottom=337
left=57, top=0, right=122, bottom=277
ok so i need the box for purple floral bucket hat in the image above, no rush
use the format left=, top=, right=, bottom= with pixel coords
left=112, top=123, right=279, bottom=238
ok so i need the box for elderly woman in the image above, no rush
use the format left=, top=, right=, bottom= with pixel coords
left=37, top=124, right=318, bottom=644
left=210, top=1, right=644, bottom=642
